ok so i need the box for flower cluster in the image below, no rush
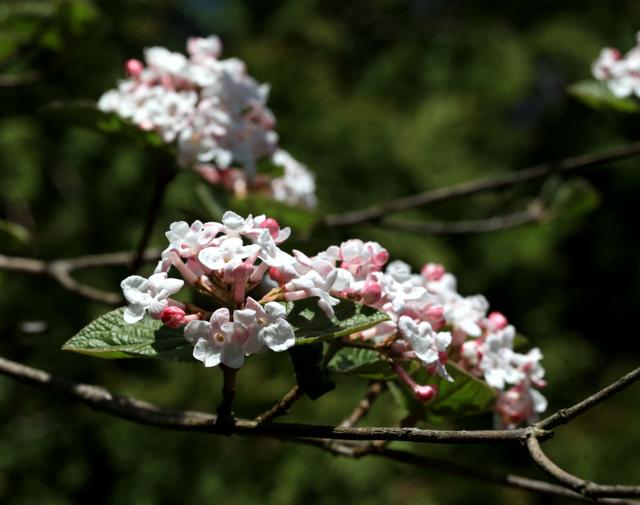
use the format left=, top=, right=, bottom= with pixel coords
left=98, top=35, right=316, bottom=208
left=592, top=32, right=640, bottom=98
left=120, top=212, right=546, bottom=427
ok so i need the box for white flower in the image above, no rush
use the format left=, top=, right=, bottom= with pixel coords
left=184, top=308, right=247, bottom=368
left=398, top=315, right=452, bottom=381
left=121, top=273, right=184, bottom=323
left=198, top=236, right=260, bottom=271
left=445, top=294, right=488, bottom=338
left=270, top=150, right=317, bottom=208
left=234, top=297, right=295, bottom=352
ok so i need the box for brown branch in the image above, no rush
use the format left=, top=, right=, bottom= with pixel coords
left=254, top=385, right=303, bottom=424
left=538, top=364, right=640, bottom=431
left=3, top=354, right=640, bottom=501
left=292, top=438, right=634, bottom=503
left=526, top=435, right=640, bottom=498
left=339, top=381, right=385, bottom=428
left=324, top=142, right=640, bottom=228
left=0, top=355, right=543, bottom=444
left=0, top=249, right=160, bottom=304
left=216, top=365, right=237, bottom=426
left=379, top=201, right=546, bottom=235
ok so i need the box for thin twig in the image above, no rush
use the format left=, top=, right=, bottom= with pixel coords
left=339, top=381, right=385, bottom=428
left=0, top=249, right=159, bottom=304
left=379, top=201, right=546, bottom=235
left=216, top=365, right=237, bottom=427
left=526, top=435, right=640, bottom=498
left=254, top=385, right=303, bottom=424
left=0, top=355, right=544, bottom=444
left=131, top=169, right=176, bottom=273
left=324, top=142, right=640, bottom=227
left=538, top=364, right=640, bottom=431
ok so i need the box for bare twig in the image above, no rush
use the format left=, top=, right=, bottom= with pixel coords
left=131, top=169, right=176, bottom=273
left=0, top=249, right=160, bottom=304
left=538, top=364, right=640, bottom=431
left=339, top=381, right=385, bottom=428
left=216, top=365, right=237, bottom=427
left=3, top=354, right=640, bottom=499
left=254, top=385, right=303, bottom=424
left=0, top=355, right=544, bottom=444
left=379, top=201, right=546, bottom=235
left=526, top=435, right=640, bottom=498
left=324, top=142, right=640, bottom=228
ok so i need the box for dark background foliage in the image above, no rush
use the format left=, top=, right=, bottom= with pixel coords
left=1, top=0, right=639, bottom=503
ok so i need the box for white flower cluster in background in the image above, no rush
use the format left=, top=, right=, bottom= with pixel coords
left=120, top=211, right=546, bottom=427
left=592, top=32, right=640, bottom=98
left=98, top=35, right=316, bottom=208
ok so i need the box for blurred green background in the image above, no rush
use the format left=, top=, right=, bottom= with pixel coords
left=2, top=0, right=640, bottom=503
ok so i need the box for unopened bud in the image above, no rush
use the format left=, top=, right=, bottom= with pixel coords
left=259, top=218, right=280, bottom=238
left=414, top=384, right=438, bottom=403
left=361, top=281, right=382, bottom=305
left=488, top=311, right=508, bottom=330
left=161, top=306, right=187, bottom=328
left=125, top=59, right=144, bottom=77
left=421, top=262, right=445, bottom=281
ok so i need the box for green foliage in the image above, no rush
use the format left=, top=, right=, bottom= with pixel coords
left=569, top=80, right=640, bottom=113
left=61, top=307, right=194, bottom=361
left=61, top=298, right=387, bottom=362
left=284, top=297, right=389, bottom=345
left=388, top=364, right=498, bottom=422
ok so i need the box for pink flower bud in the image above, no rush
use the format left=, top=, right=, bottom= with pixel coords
left=160, top=306, right=187, bottom=328
left=269, top=267, right=285, bottom=285
left=488, top=311, right=508, bottom=330
left=421, top=262, right=445, bottom=281
left=360, top=280, right=382, bottom=305
left=414, top=384, right=438, bottom=402
left=373, top=250, right=389, bottom=267
left=259, top=218, right=280, bottom=238
left=125, top=59, right=144, bottom=77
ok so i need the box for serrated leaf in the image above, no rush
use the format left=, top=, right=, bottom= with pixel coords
left=390, top=363, right=497, bottom=422
left=284, top=297, right=389, bottom=345
left=568, top=80, right=640, bottom=113
left=328, top=347, right=393, bottom=379
left=62, top=307, right=194, bottom=362
left=62, top=298, right=387, bottom=363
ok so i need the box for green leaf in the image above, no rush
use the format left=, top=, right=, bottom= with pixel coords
left=287, top=343, right=335, bottom=400
left=568, top=80, right=640, bottom=113
left=0, top=219, right=31, bottom=248
left=62, top=308, right=195, bottom=362
left=40, top=101, right=173, bottom=156
left=284, top=297, right=389, bottom=345
left=390, top=363, right=497, bottom=421
left=328, top=347, right=394, bottom=379
left=548, top=177, right=600, bottom=219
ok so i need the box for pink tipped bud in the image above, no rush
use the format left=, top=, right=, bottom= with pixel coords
left=373, top=250, right=390, bottom=267
left=488, top=311, right=508, bottom=330
left=125, top=59, right=144, bottom=77
left=360, top=281, right=382, bottom=305
left=160, top=306, right=187, bottom=328
left=269, top=267, right=287, bottom=286
left=259, top=218, right=280, bottom=238
left=421, top=262, right=445, bottom=281
left=414, top=384, right=438, bottom=403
